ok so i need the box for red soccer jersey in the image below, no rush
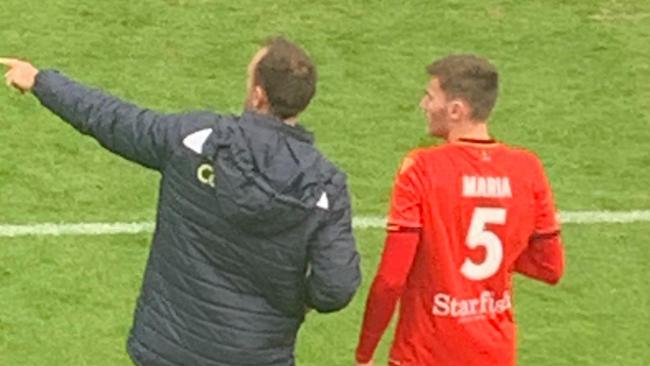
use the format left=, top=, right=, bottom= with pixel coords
left=372, top=139, right=562, bottom=366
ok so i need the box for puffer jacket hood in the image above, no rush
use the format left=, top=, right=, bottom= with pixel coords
left=203, top=111, right=331, bottom=235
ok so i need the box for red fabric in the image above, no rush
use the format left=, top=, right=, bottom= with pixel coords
left=514, top=157, right=565, bottom=284
left=357, top=140, right=565, bottom=366
left=515, top=232, right=565, bottom=284
left=355, top=230, right=419, bottom=363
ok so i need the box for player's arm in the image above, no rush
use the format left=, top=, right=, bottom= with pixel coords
left=355, top=229, right=419, bottom=364
left=514, top=157, right=565, bottom=285
left=2, top=58, right=178, bottom=171
left=514, top=231, right=564, bottom=285
left=355, top=154, right=422, bottom=364
left=305, top=176, right=361, bottom=313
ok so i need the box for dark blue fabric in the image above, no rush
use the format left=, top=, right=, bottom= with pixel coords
left=33, top=70, right=361, bottom=366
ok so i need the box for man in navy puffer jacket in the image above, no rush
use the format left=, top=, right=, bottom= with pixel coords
left=1, top=37, right=361, bottom=366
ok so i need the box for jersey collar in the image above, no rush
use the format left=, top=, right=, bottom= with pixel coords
left=452, top=137, right=500, bottom=147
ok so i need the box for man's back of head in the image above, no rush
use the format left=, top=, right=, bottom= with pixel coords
left=420, top=54, right=499, bottom=140
left=426, top=54, right=499, bottom=122
left=245, top=37, right=317, bottom=121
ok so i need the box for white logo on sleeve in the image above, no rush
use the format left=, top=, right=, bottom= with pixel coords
left=316, top=192, right=329, bottom=210
left=183, top=128, right=213, bottom=154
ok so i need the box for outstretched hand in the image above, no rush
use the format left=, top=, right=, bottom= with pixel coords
left=0, top=58, right=39, bottom=94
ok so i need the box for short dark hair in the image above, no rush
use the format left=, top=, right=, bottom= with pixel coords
left=426, top=54, right=499, bottom=121
left=254, top=37, right=317, bottom=119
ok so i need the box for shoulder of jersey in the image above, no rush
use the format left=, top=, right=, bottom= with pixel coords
left=406, top=145, right=451, bottom=162
left=399, top=148, right=427, bottom=173
left=505, top=144, right=543, bottom=164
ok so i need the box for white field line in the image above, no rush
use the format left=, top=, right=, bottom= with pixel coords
left=0, top=210, right=649, bottom=238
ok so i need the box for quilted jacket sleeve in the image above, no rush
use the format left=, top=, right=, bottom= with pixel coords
left=32, top=70, right=182, bottom=171
left=306, top=175, right=362, bottom=313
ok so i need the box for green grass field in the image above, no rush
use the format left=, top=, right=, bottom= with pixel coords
left=1, top=0, right=649, bottom=365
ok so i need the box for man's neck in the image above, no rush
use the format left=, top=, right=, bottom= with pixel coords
left=283, top=116, right=299, bottom=127
left=446, top=120, right=490, bottom=142
left=247, top=108, right=299, bottom=127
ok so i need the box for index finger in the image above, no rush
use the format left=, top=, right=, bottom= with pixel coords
left=0, top=58, right=19, bottom=67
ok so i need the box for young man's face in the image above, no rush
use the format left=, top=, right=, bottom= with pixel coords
left=420, top=77, right=451, bottom=137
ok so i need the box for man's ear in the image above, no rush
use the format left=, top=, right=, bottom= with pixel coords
left=448, top=99, right=469, bottom=121
left=253, top=85, right=269, bottom=109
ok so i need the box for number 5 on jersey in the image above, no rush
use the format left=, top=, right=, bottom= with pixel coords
left=461, top=207, right=507, bottom=281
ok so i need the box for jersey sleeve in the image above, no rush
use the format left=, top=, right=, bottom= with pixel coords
left=387, top=152, right=424, bottom=229
left=514, top=155, right=565, bottom=284
left=355, top=230, right=419, bottom=363
left=532, top=156, right=560, bottom=235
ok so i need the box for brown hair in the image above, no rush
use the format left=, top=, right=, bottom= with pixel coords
left=426, top=54, right=498, bottom=121
left=254, top=37, right=317, bottom=119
